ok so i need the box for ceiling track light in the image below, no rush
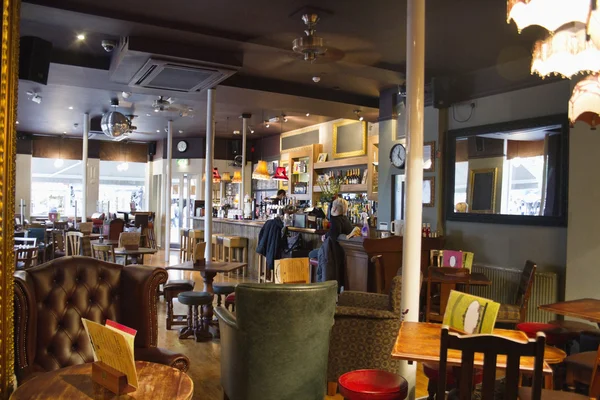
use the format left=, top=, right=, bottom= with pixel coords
left=306, top=113, right=310, bottom=117
left=354, top=110, right=364, bottom=121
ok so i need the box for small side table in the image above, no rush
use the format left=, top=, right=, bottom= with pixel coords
left=11, top=361, right=193, bottom=399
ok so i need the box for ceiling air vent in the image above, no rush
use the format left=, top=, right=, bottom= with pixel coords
left=129, top=58, right=235, bottom=93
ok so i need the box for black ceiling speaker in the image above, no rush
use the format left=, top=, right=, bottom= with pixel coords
left=19, top=36, right=53, bottom=85
left=431, top=76, right=453, bottom=109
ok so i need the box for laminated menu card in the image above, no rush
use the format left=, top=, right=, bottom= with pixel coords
left=442, top=250, right=463, bottom=268
left=442, top=290, right=500, bottom=335
left=82, top=318, right=138, bottom=388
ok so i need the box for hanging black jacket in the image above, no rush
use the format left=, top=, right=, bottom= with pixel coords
left=256, top=218, right=284, bottom=270
left=316, top=236, right=345, bottom=291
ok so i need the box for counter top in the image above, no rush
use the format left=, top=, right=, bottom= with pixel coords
left=191, top=216, right=327, bottom=235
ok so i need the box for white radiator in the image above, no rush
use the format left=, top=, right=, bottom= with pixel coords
left=470, top=264, right=559, bottom=323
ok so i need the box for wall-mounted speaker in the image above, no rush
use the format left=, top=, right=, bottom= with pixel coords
left=431, top=76, right=453, bottom=109
left=148, top=142, right=157, bottom=156
left=227, top=140, right=241, bottom=157
left=19, top=37, right=53, bottom=85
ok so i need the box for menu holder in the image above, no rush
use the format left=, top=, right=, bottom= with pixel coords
left=82, top=318, right=138, bottom=395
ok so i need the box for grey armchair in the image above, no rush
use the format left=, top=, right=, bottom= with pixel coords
left=214, top=281, right=338, bottom=400
left=327, top=274, right=407, bottom=395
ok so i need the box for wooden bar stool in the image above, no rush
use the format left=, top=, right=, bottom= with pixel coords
left=186, top=230, right=204, bottom=262
left=211, top=233, right=225, bottom=261
left=179, top=229, right=189, bottom=262
left=164, top=279, right=195, bottom=330
left=223, top=236, right=248, bottom=276
left=257, top=254, right=272, bottom=283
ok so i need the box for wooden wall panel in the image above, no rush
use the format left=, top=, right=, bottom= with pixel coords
left=32, top=136, right=83, bottom=160
left=99, top=141, right=148, bottom=162
left=31, top=135, right=148, bottom=162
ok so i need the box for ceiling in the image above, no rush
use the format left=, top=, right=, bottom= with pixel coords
left=17, top=0, right=545, bottom=142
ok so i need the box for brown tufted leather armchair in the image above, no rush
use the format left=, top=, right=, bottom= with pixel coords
left=14, top=256, right=190, bottom=384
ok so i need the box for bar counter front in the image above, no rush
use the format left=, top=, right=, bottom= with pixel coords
left=191, top=217, right=324, bottom=279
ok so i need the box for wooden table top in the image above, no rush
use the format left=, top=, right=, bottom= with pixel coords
left=425, top=271, right=492, bottom=286
left=113, top=247, right=157, bottom=256
left=166, top=260, right=247, bottom=273
left=391, top=322, right=559, bottom=374
left=539, top=298, right=600, bottom=323
left=90, top=239, right=119, bottom=246
left=10, top=361, right=193, bottom=400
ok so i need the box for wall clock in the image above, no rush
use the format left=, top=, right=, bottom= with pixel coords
left=177, top=140, right=188, bottom=153
left=390, top=143, right=406, bottom=168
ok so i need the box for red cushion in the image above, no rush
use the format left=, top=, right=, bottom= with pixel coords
left=225, top=293, right=235, bottom=304
left=517, top=322, right=569, bottom=346
left=339, top=369, right=408, bottom=400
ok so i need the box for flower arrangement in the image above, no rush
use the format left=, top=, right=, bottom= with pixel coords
left=317, top=174, right=342, bottom=203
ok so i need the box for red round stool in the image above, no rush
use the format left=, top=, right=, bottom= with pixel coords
left=224, top=293, right=236, bottom=312
left=423, top=363, right=483, bottom=399
left=338, top=369, right=408, bottom=400
left=517, top=322, right=570, bottom=346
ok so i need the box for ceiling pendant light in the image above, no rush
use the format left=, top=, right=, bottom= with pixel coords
left=292, top=13, right=327, bottom=62
left=569, top=74, right=600, bottom=128
left=531, top=23, right=600, bottom=78
left=212, top=167, right=221, bottom=183
left=232, top=171, right=242, bottom=183
left=221, top=171, right=231, bottom=182
left=272, top=166, right=289, bottom=181
left=252, top=160, right=271, bottom=180
left=507, top=0, right=592, bottom=33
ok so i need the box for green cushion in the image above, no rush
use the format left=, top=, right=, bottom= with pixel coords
left=213, top=283, right=236, bottom=295
left=177, top=291, right=213, bottom=305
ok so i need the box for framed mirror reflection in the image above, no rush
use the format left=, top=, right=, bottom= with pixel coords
left=445, top=114, right=569, bottom=226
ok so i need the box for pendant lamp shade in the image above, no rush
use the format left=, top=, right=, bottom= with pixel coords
left=232, top=171, right=242, bottom=183
left=507, top=0, right=591, bottom=33
left=569, top=74, right=600, bottom=128
left=272, top=166, right=289, bottom=181
left=252, top=160, right=271, bottom=180
left=221, top=172, right=231, bottom=182
left=212, top=167, right=221, bottom=183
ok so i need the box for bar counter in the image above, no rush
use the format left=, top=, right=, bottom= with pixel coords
left=190, top=217, right=325, bottom=278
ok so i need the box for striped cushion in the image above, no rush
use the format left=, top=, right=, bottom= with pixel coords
left=497, top=304, right=521, bottom=322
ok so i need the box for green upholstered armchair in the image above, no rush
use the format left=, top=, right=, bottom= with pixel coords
left=214, top=281, right=338, bottom=400
left=327, top=275, right=406, bottom=394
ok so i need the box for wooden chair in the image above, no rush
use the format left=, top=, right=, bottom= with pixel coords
left=430, top=250, right=474, bottom=271
left=92, top=244, right=116, bottom=263
left=65, top=231, right=83, bottom=256
left=108, top=218, right=125, bottom=241
left=15, top=237, right=36, bottom=247
left=53, top=221, right=68, bottom=230
left=15, top=247, right=38, bottom=270
left=146, top=226, right=157, bottom=249
left=438, top=326, right=546, bottom=400
left=186, top=230, right=204, bottom=262
left=274, top=258, right=311, bottom=284
left=363, top=236, right=403, bottom=294
left=496, top=260, right=536, bottom=325
left=426, top=267, right=471, bottom=323
left=193, top=242, right=207, bottom=263
left=118, top=231, right=141, bottom=248
left=51, top=229, right=66, bottom=258
left=179, top=229, right=189, bottom=262
left=78, top=222, right=93, bottom=235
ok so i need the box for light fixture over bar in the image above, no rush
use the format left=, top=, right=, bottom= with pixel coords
left=569, top=74, right=600, bottom=128
left=252, top=160, right=271, bottom=180
left=272, top=166, right=289, bottom=181
left=507, top=0, right=592, bottom=33
left=232, top=170, right=242, bottom=183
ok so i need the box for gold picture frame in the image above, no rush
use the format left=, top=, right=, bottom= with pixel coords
left=468, top=168, right=498, bottom=214
left=317, top=153, right=328, bottom=163
left=423, top=176, right=435, bottom=207
left=332, top=120, right=367, bottom=159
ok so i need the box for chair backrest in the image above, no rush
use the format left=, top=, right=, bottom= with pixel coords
left=118, top=232, right=140, bottom=248
left=15, top=247, right=38, bottom=270
left=92, top=244, right=116, bottom=263
left=363, top=236, right=403, bottom=294
left=426, top=267, right=471, bottom=322
left=15, top=237, right=37, bottom=247
left=442, top=290, right=501, bottom=334
left=27, top=228, right=46, bottom=245
left=53, top=221, right=68, bottom=230
left=430, top=249, right=444, bottom=267
left=51, top=229, right=65, bottom=252
left=193, top=242, right=207, bottom=262
left=134, top=214, right=149, bottom=228
left=65, top=232, right=83, bottom=256
left=515, top=261, right=536, bottom=321
left=438, top=326, right=546, bottom=400
left=274, top=258, right=311, bottom=284
left=108, top=218, right=125, bottom=241
left=146, top=227, right=157, bottom=249
left=227, top=281, right=337, bottom=399
left=78, top=222, right=93, bottom=234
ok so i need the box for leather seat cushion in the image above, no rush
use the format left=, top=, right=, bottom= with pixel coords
left=549, top=320, right=599, bottom=334
left=164, top=279, right=195, bottom=289
left=213, top=283, right=236, bottom=295
left=564, top=350, right=596, bottom=370
left=339, top=369, right=408, bottom=399
left=518, top=387, right=587, bottom=400
left=177, top=291, right=213, bottom=306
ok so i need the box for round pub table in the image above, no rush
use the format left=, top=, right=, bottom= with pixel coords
left=11, top=361, right=193, bottom=400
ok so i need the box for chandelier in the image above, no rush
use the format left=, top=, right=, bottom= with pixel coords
left=507, top=0, right=592, bottom=32
left=569, top=74, right=600, bottom=128
left=252, top=160, right=271, bottom=180
left=531, top=23, right=600, bottom=78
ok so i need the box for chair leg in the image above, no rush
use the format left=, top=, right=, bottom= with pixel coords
left=223, top=392, right=230, bottom=400
left=327, top=382, right=337, bottom=396
left=427, top=379, right=436, bottom=400
left=166, top=298, right=173, bottom=330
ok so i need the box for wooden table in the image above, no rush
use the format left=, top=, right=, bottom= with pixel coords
left=114, top=247, right=157, bottom=264
left=10, top=361, right=193, bottom=399
left=539, top=298, right=600, bottom=328
left=425, top=271, right=491, bottom=286
left=392, top=322, right=565, bottom=388
left=166, top=260, right=247, bottom=293
left=90, top=239, right=119, bottom=246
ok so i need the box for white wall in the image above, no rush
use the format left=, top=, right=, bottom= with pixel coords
left=15, top=154, right=31, bottom=219
left=445, top=80, right=571, bottom=272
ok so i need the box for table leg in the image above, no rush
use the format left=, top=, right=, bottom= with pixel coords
left=200, top=270, right=218, bottom=338
left=178, top=306, right=194, bottom=339
left=545, top=372, right=553, bottom=390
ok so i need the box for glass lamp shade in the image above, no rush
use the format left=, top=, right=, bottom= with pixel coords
left=531, top=24, right=600, bottom=78
left=252, top=160, right=271, bottom=180
left=212, top=167, right=221, bottom=183
left=272, top=166, right=289, bottom=181
left=231, top=171, right=242, bottom=183
left=221, top=172, right=231, bottom=182
left=569, top=74, right=600, bottom=128
left=507, top=0, right=591, bottom=33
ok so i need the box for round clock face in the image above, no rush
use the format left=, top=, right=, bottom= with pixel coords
left=177, top=140, right=188, bottom=153
left=390, top=143, right=406, bottom=168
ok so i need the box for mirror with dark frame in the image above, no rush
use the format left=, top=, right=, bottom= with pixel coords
left=445, top=114, right=569, bottom=226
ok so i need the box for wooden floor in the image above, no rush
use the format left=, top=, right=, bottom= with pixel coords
left=145, top=250, right=428, bottom=400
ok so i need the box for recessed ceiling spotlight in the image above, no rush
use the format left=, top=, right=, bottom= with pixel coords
left=68, top=106, right=73, bottom=110
left=266, top=123, right=270, bottom=128
left=306, top=113, right=310, bottom=117
left=63, top=131, right=67, bottom=134
left=76, top=34, right=86, bottom=41
left=283, top=115, right=288, bottom=122
left=154, top=109, right=159, bottom=113
left=179, top=130, right=184, bottom=134
left=121, top=91, right=131, bottom=99
left=312, top=76, right=321, bottom=83
left=146, top=113, right=151, bottom=117
left=156, top=130, right=160, bottom=133
left=233, top=130, right=240, bottom=135
left=250, top=129, right=255, bottom=134
left=16, top=121, right=19, bottom=124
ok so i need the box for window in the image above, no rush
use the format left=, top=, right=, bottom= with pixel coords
left=99, top=161, right=146, bottom=214
left=31, top=158, right=83, bottom=217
